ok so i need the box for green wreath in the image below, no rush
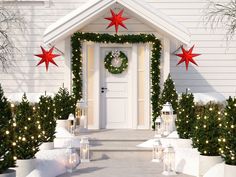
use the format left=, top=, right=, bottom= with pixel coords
left=104, top=51, right=128, bottom=74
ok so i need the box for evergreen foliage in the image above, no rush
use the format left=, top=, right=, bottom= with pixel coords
left=192, top=102, right=223, bottom=156
left=160, top=74, right=178, bottom=113
left=71, top=32, right=162, bottom=129
left=54, top=87, right=76, bottom=120
left=37, top=95, right=56, bottom=142
left=176, top=92, right=196, bottom=139
left=15, top=94, right=40, bottom=159
left=221, top=97, right=236, bottom=165
left=0, top=85, right=14, bottom=173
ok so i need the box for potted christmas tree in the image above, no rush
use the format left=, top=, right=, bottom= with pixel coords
left=14, top=94, right=41, bottom=177
left=37, top=94, right=56, bottom=150
left=176, top=92, right=196, bottom=148
left=54, top=87, right=76, bottom=130
left=192, top=102, right=223, bottom=177
left=221, top=97, right=236, bottom=177
left=0, top=85, right=15, bottom=177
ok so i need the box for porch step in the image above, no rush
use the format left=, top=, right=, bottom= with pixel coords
left=89, top=139, right=152, bottom=161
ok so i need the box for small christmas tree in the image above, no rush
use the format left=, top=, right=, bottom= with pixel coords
left=15, top=94, right=40, bottom=159
left=37, top=94, right=56, bottom=142
left=54, top=87, right=76, bottom=120
left=160, top=74, right=178, bottom=113
left=221, top=97, right=236, bottom=165
left=0, top=85, right=14, bottom=173
left=192, top=102, right=223, bottom=156
left=176, top=92, right=196, bottom=139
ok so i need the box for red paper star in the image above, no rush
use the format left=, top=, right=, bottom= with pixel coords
left=35, top=46, right=60, bottom=71
left=176, top=45, right=201, bottom=71
left=105, top=9, right=129, bottom=33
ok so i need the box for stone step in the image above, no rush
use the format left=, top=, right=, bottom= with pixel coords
left=88, top=139, right=152, bottom=160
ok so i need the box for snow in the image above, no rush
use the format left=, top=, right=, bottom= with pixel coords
left=26, top=149, right=68, bottom=177
left=193, top=93, right=226, bottom=103
left=203, top=162, right=224, bottom=177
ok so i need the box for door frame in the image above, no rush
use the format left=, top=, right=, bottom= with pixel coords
left=83, top=42, right=151, bottom=129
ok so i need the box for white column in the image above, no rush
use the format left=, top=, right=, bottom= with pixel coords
left=93, top=43, right=100, bottom=129
left=163, top=37, right=171, bottom=82
left=64, top=38, right=72, bottom=93
left=130, top=44, right=138, bottom=129
left=144, top=43, right=151, bottom=129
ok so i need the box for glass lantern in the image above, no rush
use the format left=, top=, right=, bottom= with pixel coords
left=152, top=139, right=163, bottom=162
left=68, top=113, right=76, bottom=135
left=162, top=145, right=176, bottom=176
left=65, top=147, right=80, bottom=173
left=76, top=99, right=88, bottom=132
left=80, top=137, right=90, bottom=163
left=155, top=116, right=163, bottom=138
left=161, top=102, right=174, bottom=136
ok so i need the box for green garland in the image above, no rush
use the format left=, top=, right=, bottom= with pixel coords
left=71, top=32, right=162, bottom=128
left=104, top=51, right=128, bottom=74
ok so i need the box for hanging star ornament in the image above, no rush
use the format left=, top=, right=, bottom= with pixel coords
left=176, top=45, right=201, bottom=71
left=105, top=9, right=129, bottom=33
left=35, top=46, right=60, bottom=71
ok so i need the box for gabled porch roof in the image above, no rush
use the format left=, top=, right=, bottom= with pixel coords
left=43, top=0, right=190, bottom=45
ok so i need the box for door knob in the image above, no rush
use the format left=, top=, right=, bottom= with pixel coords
left=101, top=87, right=107, bottom=93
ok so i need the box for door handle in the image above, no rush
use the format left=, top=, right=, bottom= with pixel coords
left=101, top=87, right=107, bottom=93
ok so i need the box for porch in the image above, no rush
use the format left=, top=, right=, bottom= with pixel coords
left=58, top=129, right=193, bottom=177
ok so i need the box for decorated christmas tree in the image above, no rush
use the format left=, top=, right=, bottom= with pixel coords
left=0, top=85, right=14, bottom=173
left=176, top=92, right=196, bottom=139
left=15, top=94, right=41, bottom=159
left=160, top=74, right=178, bottom=113
left=37, top=94, right=56, bottom=142
left=192, top=102, right=223, bottom=156
left=221, top=97, right=236, bottom=165
left=54, top=87, right=76, bottom=120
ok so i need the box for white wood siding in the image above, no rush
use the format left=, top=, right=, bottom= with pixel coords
left=1, top=0, right=236, bottom=101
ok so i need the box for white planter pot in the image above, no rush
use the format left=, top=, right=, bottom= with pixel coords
left=224, top=163, right=236, bottom=177
left=56, top=120, right=68, bottom=130
left=16, top=159, right=36, bottom=177
left=175, top=139, right=192, bottom=148
left=199, top=155, right=223, bottom=177
left=0, top=169, right=16, bottom=177
left=39, top=142, right=54, bottom=151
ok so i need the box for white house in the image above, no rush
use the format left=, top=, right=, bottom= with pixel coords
left=1, top=0, right=236, bottom=130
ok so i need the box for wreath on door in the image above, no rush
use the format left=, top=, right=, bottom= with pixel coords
left=104, top=50, right=128, bottom=74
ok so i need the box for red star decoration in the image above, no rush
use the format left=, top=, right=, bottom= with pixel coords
left=35, top=46, right=60, bottom=71
left=176, top=45, right=201, bottom=71
left=105, top=9, right=129, bottom=33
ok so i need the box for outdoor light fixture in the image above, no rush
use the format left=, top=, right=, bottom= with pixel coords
left=68, top=113, right=76, bottom=134
left=155, top=116, right=163, bottom=138
left=76, top=99, right=88, bottom=132
left=161, top=102, right=175, bottom=136
left=162, top=145, right=176, bottom=176
left=80, top=137, right=90, bottom=163
left=152, top=139, right=163, bottom=163
left=65, top=146, right=80, bottom=173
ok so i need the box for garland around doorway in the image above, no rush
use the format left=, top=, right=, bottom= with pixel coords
left=71, top=32, right=162, bottom=128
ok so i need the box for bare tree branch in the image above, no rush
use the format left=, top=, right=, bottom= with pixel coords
left=0, top=4, right=24, bottom=71
left=205, top=0, right=236, bottom=40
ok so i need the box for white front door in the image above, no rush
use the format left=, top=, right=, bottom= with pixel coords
left=100, top=47, right=131, bottom=129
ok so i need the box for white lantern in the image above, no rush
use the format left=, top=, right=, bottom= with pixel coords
left=68, top=113, right=76, bottom=134
left=76, top=99, right=88, bottom=132
left=162, top=145, right=176, bottom=176
left=80, top=137, right=90, bottom=163
left=65, top=147, right=80, bottom=173
left=152, top=139, right=163, bottom=162
left=155, top=116, right=163, bottom=138
left=161, top=102, right=175, bottom=136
